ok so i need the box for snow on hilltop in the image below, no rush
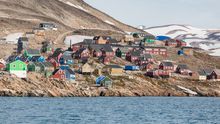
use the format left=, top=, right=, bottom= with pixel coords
left=58, top=0, right=89, bottom=12
left=143, top=24, right=220, bottom=56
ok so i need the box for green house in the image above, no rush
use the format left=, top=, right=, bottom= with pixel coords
left=41, top=41, right=53, bottom=54
left=24, top=49, right=41, bottom=58
left=40, top=62, right=54, bottom=77
left=143, top=35, right=156, bottom=44
left=27, top=62, right=43, bottom=72
left=6, top=60, right=27, bottom=78
left=100, top=76, right=113, bottom=88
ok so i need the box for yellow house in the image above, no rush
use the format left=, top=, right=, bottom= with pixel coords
left=122, top=35, right=134, bottom=43
left=108, top=65, right=124, bottom=76
left=182, top=47, right=194, bottom=56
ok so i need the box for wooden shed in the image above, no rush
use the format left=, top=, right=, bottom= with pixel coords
left=80, top=63, right=94, bottom=74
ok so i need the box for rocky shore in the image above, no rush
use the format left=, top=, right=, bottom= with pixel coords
left=0, top=73, right=219, bottom=97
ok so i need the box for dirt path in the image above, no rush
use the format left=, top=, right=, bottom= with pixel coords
left=53, top=30, right=73, bottom=45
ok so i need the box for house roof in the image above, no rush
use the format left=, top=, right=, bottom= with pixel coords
left=213, top=69, right=220, bottom=75
left=18, top=37, right=28, bottom=41
left=139, top=54, right=152, bottom=61
left=108, top=65, right=123, bottom=69
left=89, top=44, right=102, bottom=52
left=26, top=49, right=40, bottom=55
left=161, top=61, right=174, bottom=67
left=52, top=69, right=60, bottom=75
left=82, top=63, right=94, bottom=72
left=101, top=45, right=113, bottom=52
left=142, top=54, right=153, bottom=59
left=30, top=56, right=43, bottom=61
left=30, top=62, right=43, bottom=67
left=61, top=54, right=72, bottom=60
left=182, top=46, right=194, bottom=50
left=107, top=39, right=119, bottom=44
left=119, top=47, right=131, bottom=53
left=166, top=39, right=177, bottom=43
left=130, top=50, right=142, bottom=56
left=93, top=36, right=111, bottom=40
left=41, top=62, right=53, bottom=67
left=197, top=70, right=206, bottom=76
left=90, top=44, right=113, bottom=52
left=144, top=35, right=156, bottom=39
left=203, top=69, right=213, bottom=75
left=75, top=48, right=88, bottom=55
left=51, top=48, right=63, bottom=58
left=177, top=64, right=189, bottom=69
left=7, top=55, right=18, bottom=62
left=83, top=39, right=95, bottom=44
left=40, top=22, right=56, bottom=27
left=66, top=68, right=75, bottom=74
left=142, top=46, right=167, bottom=49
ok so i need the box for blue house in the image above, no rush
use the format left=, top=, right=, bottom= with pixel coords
left=156, top=36, right=171, bottom=41
left=60, top=65, right=70, bottom=70
left=59, top=54, right=73, bottom=65
left=96, top=76, right=112, bottom=88
left=30, top=56, right=45, bottom=62
left=65, top=69, right=75, bottom=81
left=124, top=65, right=140, bottom=71
left=178, top=50, right=184, bottom=55
left=96, top=76, right=106, bottom=86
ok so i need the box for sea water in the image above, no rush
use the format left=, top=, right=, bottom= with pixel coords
left=0, top=97, right=219, bottom=124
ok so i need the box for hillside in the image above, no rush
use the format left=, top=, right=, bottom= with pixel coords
left=0, top=0, right=141, bottom=36
left=144, top=24, right=220, bottom=56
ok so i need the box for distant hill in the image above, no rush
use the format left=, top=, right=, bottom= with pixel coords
left=143, top=24, right=220, bottom=56
left=0, top=0, right=141, bottom=34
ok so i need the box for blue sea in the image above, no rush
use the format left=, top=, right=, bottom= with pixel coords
left=0, top=97, right=219, bottom=124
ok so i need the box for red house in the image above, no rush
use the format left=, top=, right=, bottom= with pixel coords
left=51, top=69, right=66, bottom=80
left=209, top=69, right=220, bottom=80
left=146, top=69, right=170, bottom=78
left=140, top=63, right=153, bottom=71
left=93, top=50, right=102, bottom=57
left=143, top=46, right=167, bottom=56
left=126, top=50, right=142, bottom=63
left=176, top=64, right=192, bottom=76
left=137, top=54, right=153, bottom=65
left=74, top=48, right=90, bottom=59
left=0, top=62, right=5, bottom=70
left=165, top=39, right=178, bottom=47
left=99, top=56, right=111, bottom=65
left=48, top=58, right=60, bottom=69
left=101, top=45, right=114, bottom=58
left=72, top=44, right=81, bottom=53
left=176, top=40, right=187, bottom=47
left=159, top=61, right=174, bottom=72
left=89, top=45, right=103, bottom=57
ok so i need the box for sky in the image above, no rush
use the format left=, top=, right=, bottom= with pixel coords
left=84, top=0, right=220, bottom=29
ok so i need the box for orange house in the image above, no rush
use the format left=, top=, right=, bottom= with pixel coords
left=93, top=36, right=111, bottom=44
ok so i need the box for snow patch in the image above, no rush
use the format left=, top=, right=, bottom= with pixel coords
left=104, top=20, right=115, bottom=26
left=64, top=35, right=93, bottom=46
left=145, top=25, right=207, bottom=39
left=3, top=33, right=24, bottom=44
left=58, top=0, right=89, bottom=12
left=210, top=49, right=220, bottom=56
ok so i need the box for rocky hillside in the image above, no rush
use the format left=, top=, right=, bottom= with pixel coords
left=0, top=0, right=140, bottom=35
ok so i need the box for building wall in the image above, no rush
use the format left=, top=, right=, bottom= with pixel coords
left=10, top=70, right=27, bottom=78
left=110, top=68, right=123, bottom=75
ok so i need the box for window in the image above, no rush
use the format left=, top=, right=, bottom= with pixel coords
left=61, top=75, right=65, bottom=79
left=59, top=71, right=62, bottom=74
left=13, top=64, right=16, bottom=68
